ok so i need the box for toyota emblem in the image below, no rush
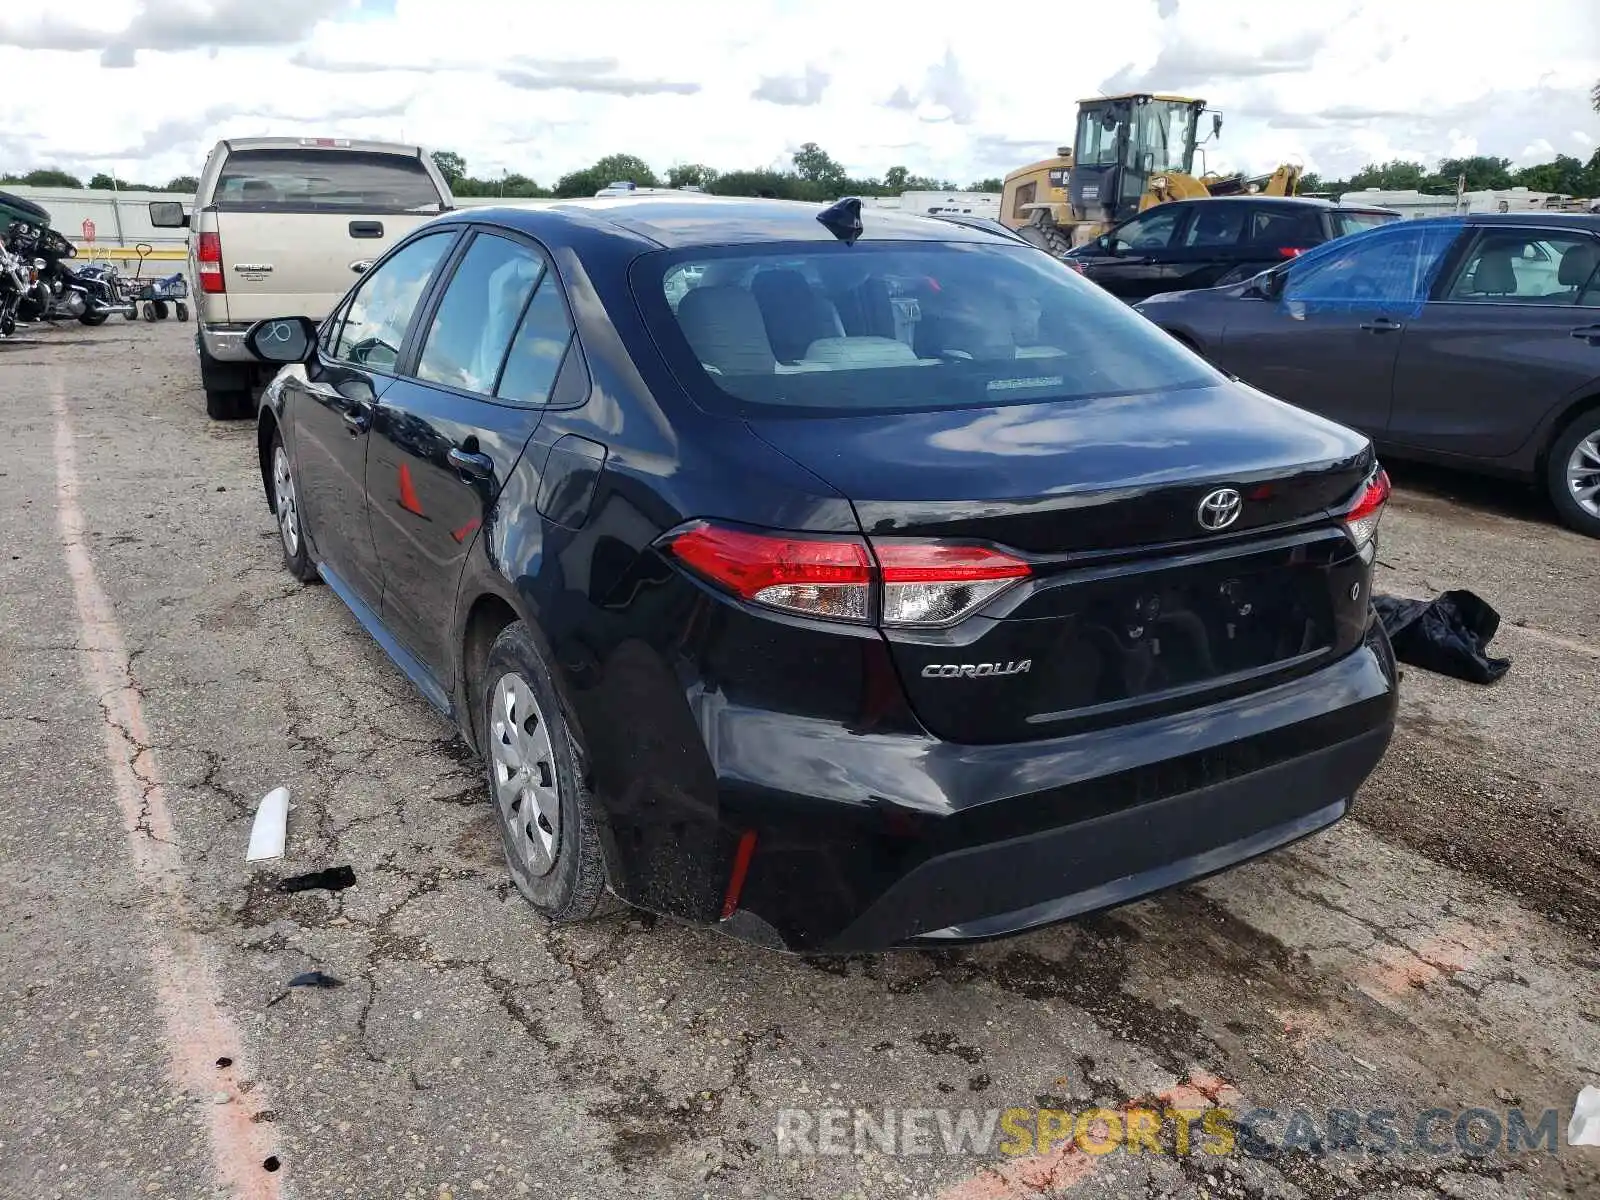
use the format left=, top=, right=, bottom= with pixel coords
left=1197, top=487, right=1243, bottom=531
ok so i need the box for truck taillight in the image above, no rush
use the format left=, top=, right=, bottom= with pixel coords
left=661, top=523, right=1031, bottom=628
left=197, top=232, right=224, bottom=294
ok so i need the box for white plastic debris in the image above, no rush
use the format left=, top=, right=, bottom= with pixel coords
left=246, top=787, right=290, bottom=862
left=1571, top=1085, right=1600, bottom=1147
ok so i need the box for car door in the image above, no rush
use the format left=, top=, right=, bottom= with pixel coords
left=1387, top=226, right=1600, bottom=459
left=1213, top=220, right=1464, bottom=435
left=1162, top=201, right=1248, bottom=292
left=284, top=228, right=457, bottom=607
left=366, top=227, right=579, bottom=687
left=1083, top=206, right=1189, bottom=300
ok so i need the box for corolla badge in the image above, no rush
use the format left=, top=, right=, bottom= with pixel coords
left=1197, top=487, right=1243, bottom=532
left=921, top=661, right=1032, bottom=679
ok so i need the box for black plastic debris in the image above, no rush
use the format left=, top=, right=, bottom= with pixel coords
left=1373, top=589, right=1511, bottom=684
left=266, top=970, right=346, bottom=1007
left=816, top=197, right=864, bottom=244
left=276, top=865, right=356, bottom=894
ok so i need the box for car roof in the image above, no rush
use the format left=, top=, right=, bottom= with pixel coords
left=1161, top=195, right=1397, bottom=213
left=1459, top=212, right=1600, bottom=228
left=454, top=195, right=1019, bottom=249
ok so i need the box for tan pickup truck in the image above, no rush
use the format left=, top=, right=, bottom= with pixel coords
left=150, top=137, right=455, bottom=418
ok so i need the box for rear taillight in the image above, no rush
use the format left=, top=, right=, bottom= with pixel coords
left=1278, top=246, right=1307, bottom=258
left=662, top=523, right=1031, bottom=628
left=197, top=231, right=224, bottom=294
left=875, top=542, right=1030, bottom=625
left=1343, top=468, right=1391, bottom=550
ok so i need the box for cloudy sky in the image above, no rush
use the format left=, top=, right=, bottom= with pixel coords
left=1, top=0, right=1596, bottom=188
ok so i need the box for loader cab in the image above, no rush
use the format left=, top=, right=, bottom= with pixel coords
left=1071, top=94, right=1208, bottom=226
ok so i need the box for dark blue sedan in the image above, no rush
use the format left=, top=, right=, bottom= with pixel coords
left=242, top=195, right=1397, bottom=952
left=1134, top=213, right=1600, bottom=537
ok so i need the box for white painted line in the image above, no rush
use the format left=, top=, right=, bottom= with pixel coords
left=52, top=380, right=282, bottom=1198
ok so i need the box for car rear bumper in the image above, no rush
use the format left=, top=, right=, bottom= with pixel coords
left=600, top=620, right=1398, bottom=953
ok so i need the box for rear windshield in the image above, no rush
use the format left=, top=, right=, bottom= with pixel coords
left=634, top=241, right=1216, bottom=416
left=213, top=149, right=444, bottom=214
left=1333, top=210, right=1399, bottom=236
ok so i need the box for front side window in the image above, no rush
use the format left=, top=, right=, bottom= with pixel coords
left=1110, top=208, right=1182, bottom=252
left=333, top=231, right=453, bottom=370
left=1282, top=221, right=1461, bottom=313
left=1076, top=107, right=1123, bottom=168
left=634, top=240, right=1216, bottom=417
left=415, top=234, right=546, bottom=393
left=1444, top=231, right=1600, bottom=305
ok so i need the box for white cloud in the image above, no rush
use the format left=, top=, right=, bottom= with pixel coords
left=0, top=0, right=1595, bottom=187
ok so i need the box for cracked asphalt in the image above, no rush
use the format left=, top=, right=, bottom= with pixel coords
left=1, top=321, right=1597, bottom=1200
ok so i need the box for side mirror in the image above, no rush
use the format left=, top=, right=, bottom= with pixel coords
left=148, top=201, right=189, bottom=229
left=244, top=317, right=318, bottom=364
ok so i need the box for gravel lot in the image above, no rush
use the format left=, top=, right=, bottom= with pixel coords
left=1, top=322, right=1596, bottom=1199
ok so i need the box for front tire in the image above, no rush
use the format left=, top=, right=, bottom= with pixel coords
left=481, top=622, right=611, bottom=923
left=1548, top=410, right=1600, bottom=538
left=79, top=311, right=108, bottom=327
left=269, top=429, right=318, bottom=582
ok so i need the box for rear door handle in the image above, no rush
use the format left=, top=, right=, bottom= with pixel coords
left=1570, top=325, right=1600, bottom=343
left=1359, top=317, right=1403, bottom=333
left=447, top=446, right=495, bottom=478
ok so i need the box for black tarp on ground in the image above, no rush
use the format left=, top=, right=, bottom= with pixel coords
left=1374, top=589, right=1511, bottom=684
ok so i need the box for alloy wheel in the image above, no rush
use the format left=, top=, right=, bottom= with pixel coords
left=489, top=672, right=561, bottom=877
left=272, top=444, right=300, bottom=558
left=1567, top=431, right=1600, bottom=519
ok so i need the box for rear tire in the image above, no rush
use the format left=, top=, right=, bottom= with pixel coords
left=142, top=302, right=157, bottom=322
left=79, top=311, right=108, bottom=327
left=1547, top=409, right=1600, bottom=538
left=481, top=622, right=613, bottom=924
left=175, top=301, right=189, bottom=322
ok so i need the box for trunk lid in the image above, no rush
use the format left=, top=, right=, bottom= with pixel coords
left=748, top=382, right=1378, bottom=744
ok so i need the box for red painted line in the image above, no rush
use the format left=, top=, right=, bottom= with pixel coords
left=452, top=517, right=481, bottom=544
left=53, top=385, right=281, bottom=1198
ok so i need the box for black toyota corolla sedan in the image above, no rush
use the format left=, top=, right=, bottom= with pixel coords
left=242, top=195, right=1398, bottom=953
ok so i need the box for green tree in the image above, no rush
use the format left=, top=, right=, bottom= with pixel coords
left=1592, top=79, right=1599, bottom=112
left=884, top=165, right=910, bottom=192
left=1511, top=154, right=1588, bottom=194
left=430, top=150, right=467, bottom=185
left=164, top=175, right=199, bottom=193
left=499, top=173, right=549, bottom=198
left=792, top=142, right=846, bottom=189
left=17, top=168, right=84, bottom=188
left=968, top=177, right=1003, bottom=192
left=666, top=163, right=719, bottom=190
left=1435, top=155, right=1513, bottom=191
left=89, top=172, right=120, bottom=189
left=554, top=153, right=659, bottom=198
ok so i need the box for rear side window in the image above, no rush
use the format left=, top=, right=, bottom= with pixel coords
left=415, top=234, right=546, bottom=394
left=1444, top=231, right=1600, bottom=305
left=633, top=240, right=1216, bottom=416
left=1334, top=210, right=1399, bottom=237
left=496, top=281, right=577, bottom=406
left=1182, top=204, right=1247, bottom=247
left=213, top=149, right=444, bottom=214
left=1246, top=207, right=1323, bottom=248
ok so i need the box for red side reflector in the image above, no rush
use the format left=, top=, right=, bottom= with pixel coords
left=1277, top=247, right=1307, bottom=259
left=197, top=231, right=224, bottom=294
left=719, top=830, right=758, bottom=920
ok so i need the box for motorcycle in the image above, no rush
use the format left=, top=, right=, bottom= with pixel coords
left=6, top=221, right=136, bottom=325
left=0, top=233, right=28, bottom=337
